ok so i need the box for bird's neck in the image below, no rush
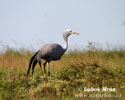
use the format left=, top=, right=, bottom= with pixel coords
left=63, top=36, right=68, bottom=52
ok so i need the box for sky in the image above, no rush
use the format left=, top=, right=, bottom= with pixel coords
left=0, top=0, right=125, bottom=51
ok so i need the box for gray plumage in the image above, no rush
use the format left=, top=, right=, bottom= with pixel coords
left=37, top=43, right=65, bottom=60
left=26, top=29, right=79, bottom=76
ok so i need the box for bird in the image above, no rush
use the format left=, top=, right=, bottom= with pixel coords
left=26, top=29, right=79, bottom=77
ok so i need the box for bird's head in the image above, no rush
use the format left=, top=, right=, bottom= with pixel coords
left=63, top=29, right=79, bottom=39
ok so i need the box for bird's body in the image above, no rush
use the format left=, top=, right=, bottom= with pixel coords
left=26, top=29, right=79, bottom=77
left=37, top=43, right=65, bottom=61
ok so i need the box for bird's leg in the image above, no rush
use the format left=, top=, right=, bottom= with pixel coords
left=47, top=62, right=50, bottom=77
left=43, top=62, right=47, bottom=75
left=43, top=58, right=52, bottom=77
left=32, top=60, right=37, bottom=76
left=46, top=58, right=52, bottom=77
left=38, top=60, right=43, bottom=75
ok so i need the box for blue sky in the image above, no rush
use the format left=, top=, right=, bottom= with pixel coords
left=0, top=0, right=125, bottom=50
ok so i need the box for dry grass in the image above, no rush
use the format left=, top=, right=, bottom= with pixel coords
left=0, top=46, right=125, bottom=100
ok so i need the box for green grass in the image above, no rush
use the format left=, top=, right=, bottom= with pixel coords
left=0, top=47, right=125, bottom=100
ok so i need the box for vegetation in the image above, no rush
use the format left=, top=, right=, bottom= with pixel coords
left=0, top=44, right=125, bottom=100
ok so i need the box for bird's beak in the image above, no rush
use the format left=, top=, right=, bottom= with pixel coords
left=72, top=32, right=79, bottom=35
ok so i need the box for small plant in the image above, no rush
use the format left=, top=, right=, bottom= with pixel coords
left=87, top=41, right=96, bottom=56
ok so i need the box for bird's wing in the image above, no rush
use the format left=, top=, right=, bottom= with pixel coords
left=39, top=44, right=64, bottom=60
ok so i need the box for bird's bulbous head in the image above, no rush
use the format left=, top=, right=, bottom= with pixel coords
left=63, top=29, right=79, bottom=38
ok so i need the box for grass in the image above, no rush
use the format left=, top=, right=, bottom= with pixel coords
left=0, top=46, right=125, bottom=100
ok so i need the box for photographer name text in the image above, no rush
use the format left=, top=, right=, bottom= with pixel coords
left=79, top=87, right=116, bottom=92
